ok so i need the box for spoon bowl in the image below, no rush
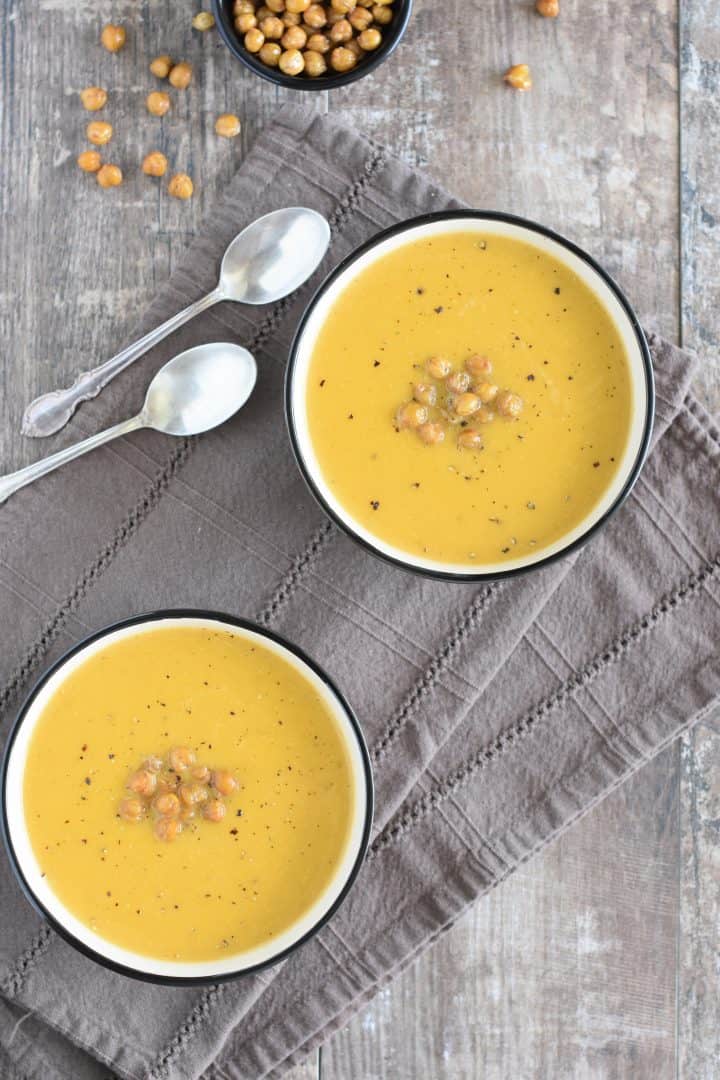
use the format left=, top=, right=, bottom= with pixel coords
left=143, top=342, right=257, bottom=436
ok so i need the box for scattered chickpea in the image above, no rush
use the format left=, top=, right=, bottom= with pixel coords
left=215, top=113, right=242, bottom=137
left=101, top=23, right=126, bottom=52
left=474, top=381, right=498, bottom=404
left=144, top=755, right=164, bottom=772
left=279, top=47, right=305, bottom=74
left=168, top=746, right=196, bottom=771
left=413, top=383, right=437, bottom=407
left=475, top=405, right=495, bottom=424
left=358, top=26, right=381, bottom=49
left=157, top=771, right=180, bottom=793
left=86, top=120, right=113, bottom=146
left=128, top=769, right=158, bottom=797
left=154, top=817, right=183, bottom=842
left=495, top=390, right=524, bottom=419
left=536, top=0, right=559, bottom=14
left=446, top=370, right=471, bottom=394
left=77, top=150, right=102, bottom=173
left=465, top=354, right=492, bottom=377
left=304, top=49, right=328, bottom=75
left=119, top=796, right=145, bottom=822
left=453, top=391, right=481, bottom=418
left=426, top=355, right=452, bottom=379
left=203, top=798, right=227, bottom=822
left=168, top=173, right=194, bottom=199
left=396, top=401, right=428, bottom=430
left=212, top=769, right=239, bottom=796
left=80, top=86, right=107, bottom=111
left=142, top=151, right=168, bottom=177
left=169, top=61, right=193, bottom=89
left=245, top=27, right=266, bottom=51
left=96, top=164, right=123, bottom=188
left=418, top=422, right=445, bottom=446
left=191, top=764, right=211, bottom=782
left=153, top=792, right=181, bottom=817
left=146, top=90, right=171, bottom=116
left=504, top=63, right=532, bottom=91
left=259, top=41, right=282, bottom=64
left=180, top=806, right=196, bottom=823
left=150, top=54, right=174, bottom=78
left=457, top=428, right=484, bottom=451
left=179, top=782, right=210, bottom=806
left=192, top=10, right=216, bottom=30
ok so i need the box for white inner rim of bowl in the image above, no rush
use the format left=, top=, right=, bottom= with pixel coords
left=289, top=217, right=650, bottom=576
left=4, top=617, right=369, bottom=979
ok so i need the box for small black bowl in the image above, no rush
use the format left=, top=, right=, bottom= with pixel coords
left=212, top=0, right=413, bottom=91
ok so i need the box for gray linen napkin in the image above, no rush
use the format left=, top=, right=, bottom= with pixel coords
left=0, top=107, right=718, bottom=1080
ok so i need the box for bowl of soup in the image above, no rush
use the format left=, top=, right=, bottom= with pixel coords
left=1, top=611, right=373, bottom=983
left=285, top=211, right=654, bottom=579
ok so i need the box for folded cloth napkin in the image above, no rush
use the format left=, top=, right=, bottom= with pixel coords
left=0, top=107, right=718, bottom=1080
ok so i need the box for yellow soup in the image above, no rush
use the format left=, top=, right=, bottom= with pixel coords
left=23, top=624, right=357, bottom=964
left=306, top=231, right=633, bottom=567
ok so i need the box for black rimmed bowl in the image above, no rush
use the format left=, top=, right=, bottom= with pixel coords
left=0, top=610, right=373, bottom=985
left=285, top=210, right=655, bottom=582
left=212, top=0, right=413, bottom=91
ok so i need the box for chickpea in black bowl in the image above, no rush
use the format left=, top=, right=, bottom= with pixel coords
left=212, top=0, right=413, bottom=90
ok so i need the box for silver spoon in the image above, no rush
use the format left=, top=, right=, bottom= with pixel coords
left=2, top=343, right=257, bottom=505
left=23, top=206, right=330, bottom=438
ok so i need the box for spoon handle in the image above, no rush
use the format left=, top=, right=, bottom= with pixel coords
left=0, top=415, right=144, bottom=504
left=22, top=286, right=225, bottom=439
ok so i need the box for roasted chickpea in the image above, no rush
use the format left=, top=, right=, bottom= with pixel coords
left=475, top=406, right=495, bottom=424
left=372, top=3, right=392, bottom=24
left=119, top=796, right=145, bottom=822
left=191, top=764, right=211, bottom=782
left=418, top=422, right=445, bottom=445
left=304, top=49, right=327, bottom=76
left=142, top=150, right=168, bottom=176
left=282, top=10, right=301, bottom=24
left=256, top=4, right=272, bottom=15
left=168, top=746, right=196, bottom=771
left=303, top=2, right=327, bottom=26
left=473, top=381, right=498, bottom=404
left=396, top=401, right=428, bottom=430
left=192, top=10, right=216, bottom=30
left=504, top=63, right=532, bottom=91
left=426, top=355, right=452, bottom=379
left=285, top=0, right=310, bottom=10
left=536, top=0, right=559, bottom=14
left=446, top=370, right=471, bottom=394
left=101, top=23, right=126, bottom=52
left=358, top=26, right=381, bottom=49
left=169, top=61, right=193, bottom=89
left=80, top=86, right=107, bottom=111
left=77, top=150, right=102, bottom=172
left=454, top=392, right=481, bottom=417
left=179, top=781, right=210, bottom=806
left=495, top=390, right=524, bottom=418
left=215, top=112, right=242, bottom=137
left=331, top=0, right=356, bottom=10
left=236, top=12, right=258, bottom=30
left=457, top=428, right=484, bottom=450
left=150, top=54, right=173, bottom=78
left=212, top=769, right=239, bottom=796
left=128, top=768, right=158, bottom=797
left=326, top=9, right=345, bottom=23
left=279, top=47, right=305, bottom=74
left=203, top=798, right=227, bottom=822
left=245, top=26, right=265, bottom=50
left=306, top=31, right=330, bottom=51
left=344, top=37, right=363, bottom=58
left=86, top=120, right=113, bottom=146
left=281, top=23, right=307, bottom=47
left=96, top=164, right=122, bottom=188
left=260, top=14, right=284, bottom=37
left=348, top=6, right=372, bottom=29
left=153, top=791, right=181, bottom=817
left=413, top=382, right=437, bottom=407
left=146, top=90, right=171, bottom=116
left=234, top=0, right=255, bottom=9
left=465, top=354, right=492, bottom=377
left=266, top=0, right=285, bottom=10
left=259, top=41, right=282, bottom=64
left=328, top=17, right=352, bottom=42
left=154, top=817, right=183, bottom=842
left=330, top=45, right=357, bottom=71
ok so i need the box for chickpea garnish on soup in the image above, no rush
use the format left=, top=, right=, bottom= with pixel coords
left=232, top=0, right=396, bottom=78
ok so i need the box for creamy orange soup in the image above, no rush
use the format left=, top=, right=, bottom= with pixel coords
left=23, top=625, right=356, bottom=963
left=306, top=231, right=633, bottom=567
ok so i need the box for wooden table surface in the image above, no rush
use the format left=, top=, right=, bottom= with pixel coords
left=1, top=0, right=718, bottom=1076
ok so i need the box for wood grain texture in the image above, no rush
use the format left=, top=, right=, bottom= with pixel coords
left=0, top=0, right=716, bottom=1076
